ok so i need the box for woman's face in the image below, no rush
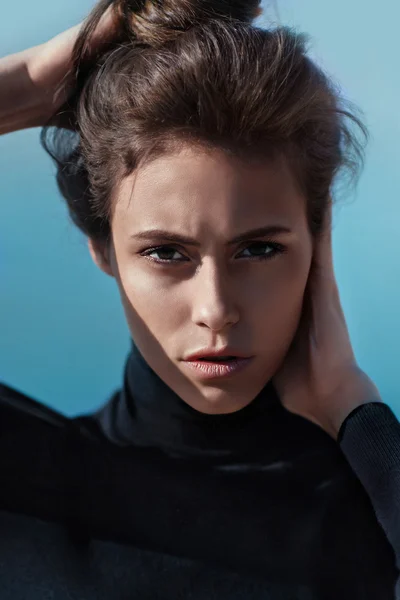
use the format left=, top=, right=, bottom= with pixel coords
left=89, top=145, right=313, bottom=414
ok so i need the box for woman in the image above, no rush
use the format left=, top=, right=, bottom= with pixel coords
left=1, top=1, right=399, bottom=598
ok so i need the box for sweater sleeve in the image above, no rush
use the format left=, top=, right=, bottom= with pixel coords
left=338, top=402, right=400, bottom=598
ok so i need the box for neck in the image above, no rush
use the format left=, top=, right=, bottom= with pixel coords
left=94, top=339, right=282, bottom=459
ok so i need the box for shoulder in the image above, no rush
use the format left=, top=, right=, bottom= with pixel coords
left=0, top=381, right=69, bottom=435
left=0, top=381, right=106, bottom=442
left=0, top=381, right=104, bottom=494
left=0, top=381, right=108, bottom=524
left=0, top=381, right=78, bottom=488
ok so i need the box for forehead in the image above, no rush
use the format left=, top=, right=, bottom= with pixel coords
left=112, top=147, right=307, bottom=236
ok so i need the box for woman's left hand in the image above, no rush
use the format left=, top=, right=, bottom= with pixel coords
left=272, top=198, right=383, bottom=440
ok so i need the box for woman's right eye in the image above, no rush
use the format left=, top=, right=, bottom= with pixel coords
left=141, top=246, right=188, bottom=264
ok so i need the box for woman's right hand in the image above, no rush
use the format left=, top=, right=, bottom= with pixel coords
left=0, top=5, right=117, bottom=135
left=28, top=6, right=117, bottom=128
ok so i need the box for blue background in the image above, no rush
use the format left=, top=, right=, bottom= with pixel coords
left=0, top=1, right=399, bottom=417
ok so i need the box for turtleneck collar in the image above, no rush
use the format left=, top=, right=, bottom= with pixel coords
left=94, top=339, right=285, bottom=459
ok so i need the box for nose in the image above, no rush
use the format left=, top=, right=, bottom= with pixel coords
left=191, top=260, right=240, bottom=332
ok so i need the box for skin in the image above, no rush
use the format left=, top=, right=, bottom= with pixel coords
left=272, top=199, right=383, bottom=439
left=89, top=144, right=314, bottom=415
left=8, top=7, right=381, bottom=438
left=0, top=6, right=118, bottom=135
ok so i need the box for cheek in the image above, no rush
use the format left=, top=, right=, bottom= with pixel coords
left=255, top=276, right=304, bottom=342
left=273, top=288, right=304, bottom=340
left=254, top=247, right=310, bottom=315
left=116, top=265, right=184, bottom=337
left=253, top=249, right=311, bottom=364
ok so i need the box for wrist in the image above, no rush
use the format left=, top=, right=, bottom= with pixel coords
left=26, top=28, right=79, bottom=125
left=329, top=391, right=383, bottom=441
left=0, top=46, right=51, bottom=135
left=329, top=401, right=371, bottom=441
left=321, top=366, right=383, bottom=440
left=25, top=43, right=60, bottom=122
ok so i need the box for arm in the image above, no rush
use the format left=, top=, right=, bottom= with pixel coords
left=338, top=402, right=400, bottom=597
left=0, top=46, right=50, bottom=135
left=0, top=25, right=80, bottom=136
left=0, top=7, right=117, bottom=136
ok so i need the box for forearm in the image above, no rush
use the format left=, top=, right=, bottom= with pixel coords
left=0, top=13, right=118, bottom=137
left=0, top=46, right=49, bottom=135
left=339, top=402, right=400, bottom=596
left=0, top=22, right=82, bottom=136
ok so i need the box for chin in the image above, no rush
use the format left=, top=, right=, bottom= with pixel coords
left=185, top=388, right=254, bottom=415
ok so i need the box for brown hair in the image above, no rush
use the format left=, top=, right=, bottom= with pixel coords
left=41, top=0, right=367, bottom=244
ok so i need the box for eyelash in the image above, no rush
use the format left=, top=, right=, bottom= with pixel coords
left=140, top=241, right=287, bottom=265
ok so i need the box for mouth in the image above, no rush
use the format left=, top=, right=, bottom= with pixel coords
left=182, top=356, right=254, bottom=379
left=196, top=356, right=238, bottom=362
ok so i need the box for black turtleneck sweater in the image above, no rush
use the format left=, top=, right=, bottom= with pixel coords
left=1, top=340, right=400, bottom=599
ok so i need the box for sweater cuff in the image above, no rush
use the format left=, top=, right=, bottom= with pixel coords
left=338, top=402, right=400, bottom=485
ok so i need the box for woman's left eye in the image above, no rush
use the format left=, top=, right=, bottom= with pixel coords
left=237, top=242, right=286, bottom=260
left=141, top=242, right=286, bottom=264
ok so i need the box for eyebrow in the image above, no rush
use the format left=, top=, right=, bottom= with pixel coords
left=130, top=225, right=293, bottom=246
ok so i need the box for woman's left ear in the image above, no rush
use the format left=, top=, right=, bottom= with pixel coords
left=87, top=238, right=114, bottom=278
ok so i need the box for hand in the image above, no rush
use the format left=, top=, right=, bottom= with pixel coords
left=27, top=5, right=117, bottom=128
left=272, top=199, right=382, bottom=440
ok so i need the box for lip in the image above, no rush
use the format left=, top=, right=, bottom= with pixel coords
left=184, top=348, right=250, bottom=361
left=182, top=356, right=254, bottom=380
